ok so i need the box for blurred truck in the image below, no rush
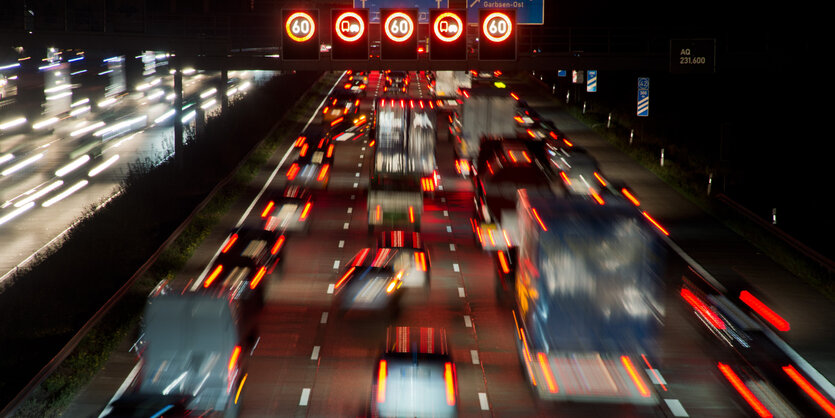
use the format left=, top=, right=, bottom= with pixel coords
left=512, top=189, right=666, bottom=405
left=431, top=70, right=470, bottom=97
left=451, top=86, right=517, bottom=176
left=367, top=98, right=433, bottom=231
left=103, top=292, right=257, bottom=417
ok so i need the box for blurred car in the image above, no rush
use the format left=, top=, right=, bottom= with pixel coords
left=550, top=146, right=606, bottom=196
left=333, top=247, right=406, bottom=316
left=376, top=230, right=430, bottom=288
left=328, top=111, right=370, bottom=142
left=264, top=185, right=313, bottom=234
left=205, top=226, right=285, bottom=303
left=323, top=90, right=360, bottom=123
left=384, top=71, right=409, bottom=93
left=344, top=77, right=367, bottom=93
left=293, top=125, right=327, bottom=149
left=372, top=326, right=458, bottom=417
left=286, top=135, right=334, bottom=189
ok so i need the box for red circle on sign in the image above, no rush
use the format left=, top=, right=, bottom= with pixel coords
left=482, top=12, right=512, bottom=43
left=335, top=11, right=365, bottom=42
left=433, top=12, right=463, bottom=43
left=384, top=12, right=414, bottom=43
left=286, top=12, right=315, bottom=42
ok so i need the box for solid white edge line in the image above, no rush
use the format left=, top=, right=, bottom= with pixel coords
left=99, top=362, right=142, bottom=417
left=191, top=73, right=344, bottom=291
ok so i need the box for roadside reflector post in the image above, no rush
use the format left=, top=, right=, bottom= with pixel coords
left=708, top=172, right=713, bottom=195
left=565, top=90, right=570, bottom=104
left=607, top=112, right=612, bottom=128
left=772, top=208, right=777, bottom=225
left=660, top=148, right=665, bottom=167
left=552, top=84, right=555, bottom=94
left=582, top=101, right=587, bottom=114
left=629, top=128, right=634, bottom=145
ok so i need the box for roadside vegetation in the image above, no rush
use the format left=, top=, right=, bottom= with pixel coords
left=0, top=71, right=341, bottom=416
left=557, top=83, right=835, bottom=299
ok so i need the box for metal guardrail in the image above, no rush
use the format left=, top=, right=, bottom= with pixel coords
left=716, top=193, right=835, bottom=275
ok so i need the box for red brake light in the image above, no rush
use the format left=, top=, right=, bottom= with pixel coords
left=782, top=364, right=835, bottom=416
left=590, top=189, right=605, bottom=205
left=286, top=163, right=300, bottom=180
left=221, top=234, right=238, bottom=253
left=739, top=290, right=790, bottom=331
left=680, top=288, right=725, bottom=329
left=594, top=172, right=607, bottom=186
left=330, top=116, right=344, bottom=126
left=204, top=265, right=223, bottom=287
left=642, top=211, right=670, bottom=236
left=621, top=356, right=651, bottom=398
left=344, top=83, right=351, bottom=89
left=335, top=266, right=356, bottom=289
left=498, top=251, right=510, bottom=274
left=299, top=143, right=309, bottom=157
left=271, top=235, right=285, bottom=255
left=510, top=92, right=519, bottom=100
left=327, top=144, right=334, bottom=158
left=260, top=201, right=275, bottom=218
left=444, top=362, right=456, bottom=406
left=409, top=206, right=415, bottom=223
left=377, top=360, right=387, bottom=403
left=621, top=188, right=641, bottom=206
left=299, top=201, right=312, bottom=221
left=250, top=266, right=267, bottom=289
left=415, top=252, right=427, bottom=271
left=532, top=208, right=548, bottom=231
left=563, top=138, right=574, bottom=147
left=537, top=353, right=559, bottom=393
left=295, top=136, right=306, bottom=147
left=560, top=171, right=571, bottom=185
left=717, top=362, right=772, bottom=417
left=317, top=164, right=329, bottom=181
left=229, top=345, right=242, bottom=372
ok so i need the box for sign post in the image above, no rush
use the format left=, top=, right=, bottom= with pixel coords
left=586, top=70, right=597, bottom=92
left=637, top=77, right=649, bottom=117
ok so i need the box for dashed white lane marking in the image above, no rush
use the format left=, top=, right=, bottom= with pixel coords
left=439, top=185, right=444, bottom=190
left=299, top=388, right=311, bottom=406
left=664, top=399, right=689, bottom=417
left=443, top=210, right=448, bottom=217
left=358, top=162, right=362, bottom=167
left=471, top=350, right=480, bottom=364
left=361, top=147, right=365, bottom=151
left=458, top=287, right=465, bottom=298
left=360, top=154, right=364, bottom=158
left=327, top=284, right=335, bottom=294
left=353, top=182, right=358, bottom=188
left=464, top=315, right=472, bottom=327
left=647, top=368, right=667, bottom=385
left=320, top=312, right=329, bottom=323
left=338, top=240, right=345, bottom=248
left=478, top=392, right=489, bottom=410
left=449, top=243, right=456, bottom=251
left=347, top=207, right=353, bottom=214
left=441, top=197, right=446, bottom=202
left=343, top=222, right=350, bottom=230
left=446, top=226, right=452, bottom=233
left=311, top=346, right=320, bottom=360
left=333, top=260, right=340, bottom=270
left=453, top=263, right=460, bottom=272
left=351, top=194, right=356, bottom=200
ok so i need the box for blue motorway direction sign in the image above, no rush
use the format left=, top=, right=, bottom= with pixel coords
left=354, top=0, right=448, bottom=23
left=637, top=77, right=649, bottom=117
left=466, top=0, right=544, bottom=25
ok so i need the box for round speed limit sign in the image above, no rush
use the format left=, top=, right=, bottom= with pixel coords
left=286, top=12, right=315, bottom=42
left=384, top=12, right=415, bottom=43
left=482, top=12, right=512, bottom=43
